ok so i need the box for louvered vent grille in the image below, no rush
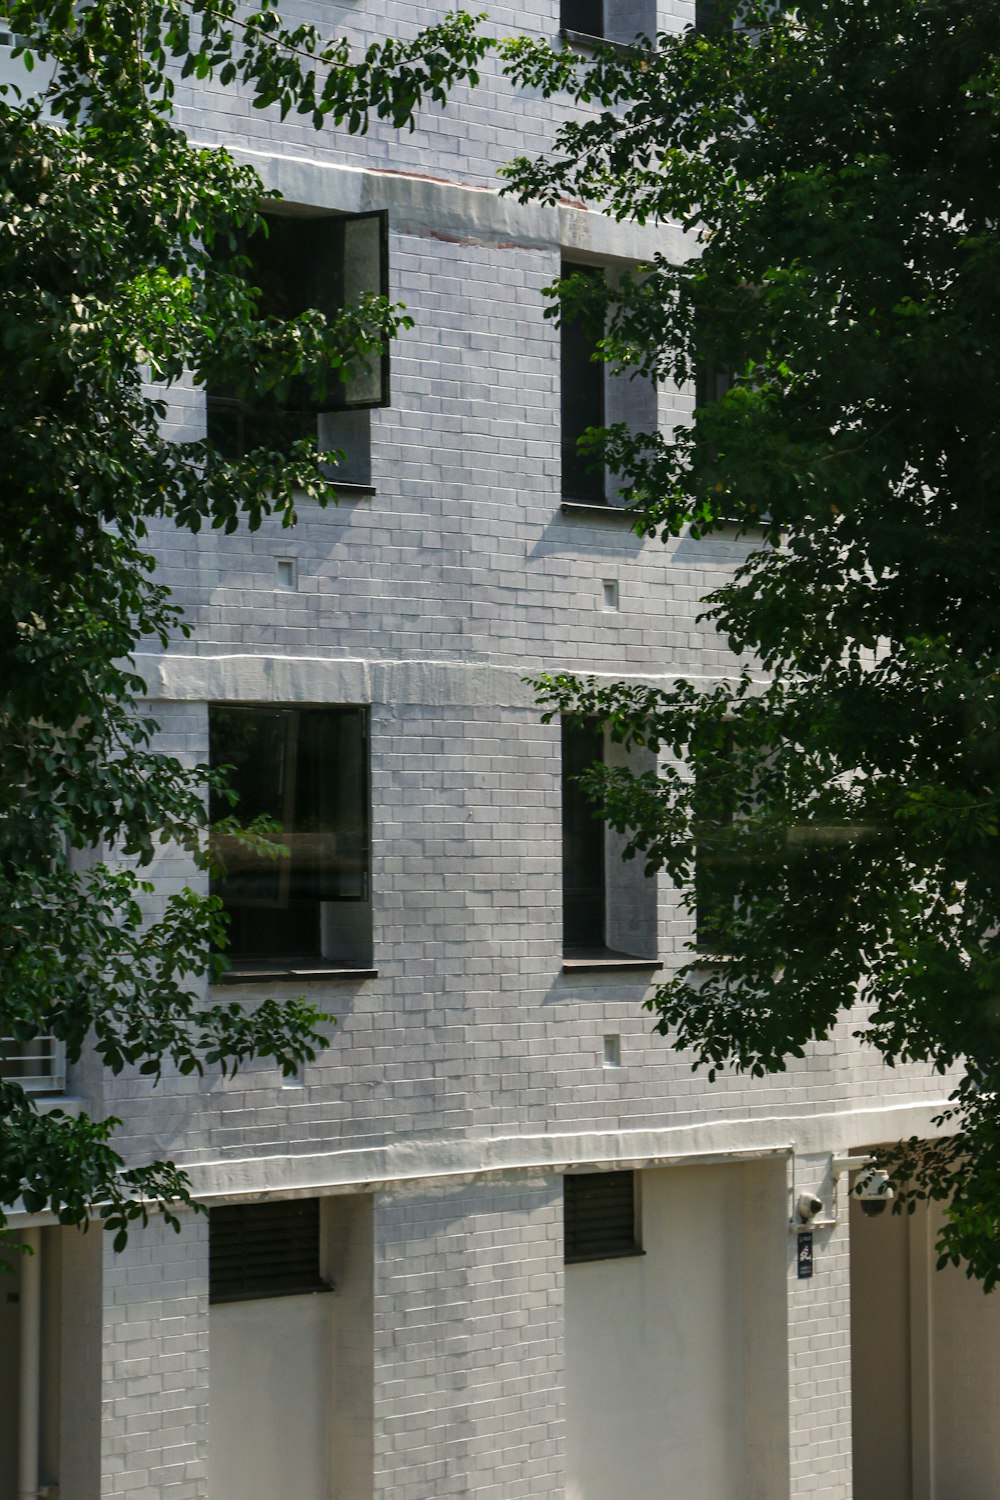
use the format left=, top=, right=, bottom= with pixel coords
left=564, top=1172, right=642, bottom=1264
left=210, top=1199, right=330, bottom=1303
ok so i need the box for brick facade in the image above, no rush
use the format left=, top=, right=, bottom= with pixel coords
left=5, top=6, right=986, bottom=1499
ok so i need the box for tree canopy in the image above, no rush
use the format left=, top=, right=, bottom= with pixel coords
left=0, top=0, right=487, bottom=1247
left=502, top=0, right=1000, bottom=1283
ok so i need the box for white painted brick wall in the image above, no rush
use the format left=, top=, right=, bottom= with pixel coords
left=100, top=1216, right=209, bottom=1500
left=373, top=1176, right=564, bottom=1500
left=786, top=1155, right=853, bottom=1500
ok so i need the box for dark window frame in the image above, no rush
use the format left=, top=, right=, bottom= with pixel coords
left=207, top=208, right=390, bottom=459
left=693, top=723, right=759, bottom=952
left=696, top=352, right=735, bottom=414
left=210, top=704, right=371, bottom=968
left=560, top=1, right=655, bottom=49
left=696, top=349, right=772, bottom=527
left=561, top=716, right=660, bottom=966
left=562, top=717, right=606, bottom=953
left=561, top=260, right=607, bottom=505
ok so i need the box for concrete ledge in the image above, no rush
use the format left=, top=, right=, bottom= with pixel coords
left=560, top=500, right=638, bottom=522
left=562, top=956, right=661, bottom=974
left=200, top=145, right=694, bottom=267
left=217, top=966, right=378, bottom=985
left=134, top=652, right=749, bottom=704
left=177, top=1098, right=959, bottom=1204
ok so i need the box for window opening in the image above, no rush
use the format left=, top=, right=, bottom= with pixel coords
left=696, top=352, right=735, bottom=412
left=210, top=705, right=371, bottom=967
left=562, top=718, right=606, bottom=951
left=561, top=0, right=604, bottom=35
left=562, top=717, right=659, bottom=962
left=561, top=261, right=606, bottom=504
left=562, top=0, right=654, bottom=42
left=0, top=1034, right=65, bottom=1093
left=207, top=209, right=389, bottom=460
left=209, top=1199, right=330, bottom=1303
left=693, top=724, right=750, bottom=951
left=695, top=0, right=727, bottom=33
left=565, top=1172, right=642, bottom=1262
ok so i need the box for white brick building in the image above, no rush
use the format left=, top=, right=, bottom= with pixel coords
left=4, top=5, right=1000, bottom=1499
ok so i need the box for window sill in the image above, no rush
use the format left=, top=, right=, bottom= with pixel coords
left=211, top=1281, right=332, bottom=1305
left=706, top=516, right=773, bottom=532
left=558, top=28, right=645, bottom=56
left=326, top=480, right=376, bottom=498
left=5, top=1091, right=83, bottom=1115
left=691, top=950, right=737, bottom=968
left=560, top=500, right=636, bottom=522
left=217, top=963, right=378, bottom=985
left=563, top=951, right=661, bottom=974
left=566, top=1246, right=646, bottom=1264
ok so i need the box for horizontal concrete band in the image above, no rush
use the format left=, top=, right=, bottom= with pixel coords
left=134, top=651, right=736, bottom=705
left=184, top=1097, right=952, bottom=1203
left=6, top=1099, right=953, bottom=1220
left=193, top=144, right=694, bottom=265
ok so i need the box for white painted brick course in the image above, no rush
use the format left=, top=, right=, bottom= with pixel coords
left=374, top=1177, right=564, bottom=1500
left=100, top=1216, right=209, bottom=1500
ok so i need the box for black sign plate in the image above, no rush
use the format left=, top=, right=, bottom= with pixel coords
left=797, top=1230, right=814, bottom=1279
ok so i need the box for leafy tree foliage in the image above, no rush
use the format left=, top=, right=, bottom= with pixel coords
left=0, top=0, right=487, bottom=1246
left=502, top=0, right=1000, bottom=1283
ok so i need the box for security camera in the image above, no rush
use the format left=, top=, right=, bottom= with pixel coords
left=797, top=1193, right=824, bottom=1222
left=855, top=1169, right=894, bottom=1219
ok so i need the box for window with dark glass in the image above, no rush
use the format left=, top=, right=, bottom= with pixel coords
left=695, top=344, right=736, bottom=523
left=562, top=718, right=606, bottom=951
left=207, top=208, right=389, bottom=459
left=209, top=1199, right=329, bottom=1303
left=561, top=261, right=606, bottom=504
left=561, top=2, right=657, bottom=45
left=561, top=0, right=604, bottom=35
left=695, top=0, right=727, bottom=33
left=210, top=706, right=370, bottom=967
left=693, top=725, right=746, bottom=950
left=565, top=1172, right=642, bottom=1263
left=562, top=718, right=660, bottom=963
left=696, top=352, right=735, bottom=412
